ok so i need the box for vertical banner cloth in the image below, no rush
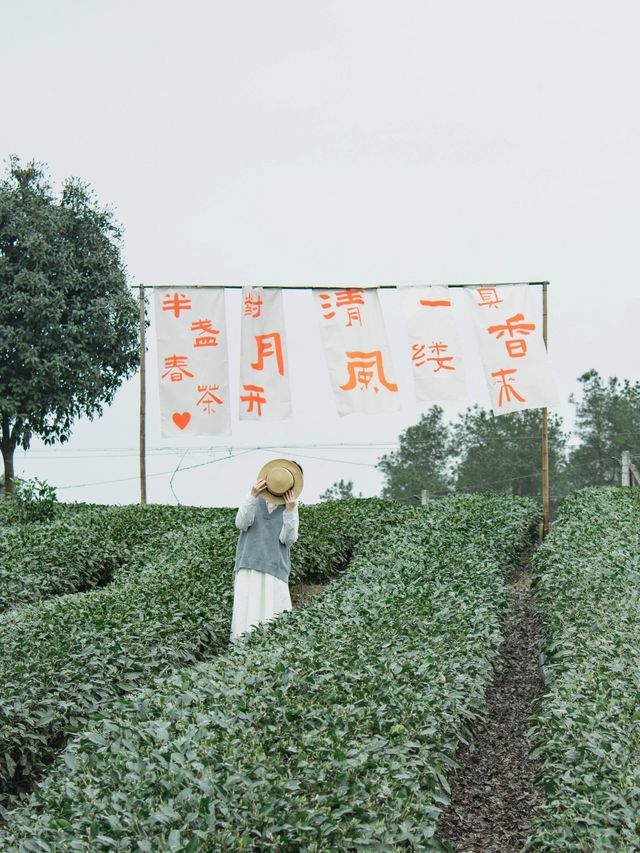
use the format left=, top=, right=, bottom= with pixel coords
left=398, top=285, right=468, bottom=402
left=154, top=287, right=230, bottom=436
left=239, top=287, right=292, bottom=421
left=314, top=287, right=400, bottom=415
left=465, top=283, right=559, bottom=415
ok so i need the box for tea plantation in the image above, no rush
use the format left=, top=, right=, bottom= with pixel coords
left=0, top=498, right=412, bottom=802
left=0, top=494, right=540, bottom=850
left=2, top=490, right=637, bottom=850
left=526, top=487, right=640, bottom=852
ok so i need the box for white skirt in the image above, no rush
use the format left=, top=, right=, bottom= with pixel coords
left=229, top=567, right=292, bottom=641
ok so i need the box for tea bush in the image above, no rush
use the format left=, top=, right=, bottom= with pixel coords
left=0, top=511, right=128, bottom=613
left=0, top=499, right=413, bottom=804
left=0, top=498, right=407, bottom=613
left=0, top=494, right=539, bottom=850
left=0, top=504, right=236, bottom=613
left=526, top=487, right=640, bottom=852
left=2, top=477, right=58, bottom=524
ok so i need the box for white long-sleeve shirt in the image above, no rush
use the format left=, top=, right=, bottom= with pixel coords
left=234, top=493, right=299, bottom=546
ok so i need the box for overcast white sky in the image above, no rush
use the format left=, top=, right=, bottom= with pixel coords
left=2, top=1, right=639, bottom=508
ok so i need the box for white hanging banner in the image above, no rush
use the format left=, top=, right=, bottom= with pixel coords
left=465, top=283, right=559, bottom=415
left=154, top=287, right=230, bottom=436
left=398, top=285, right=468, bottom=402
left=314, top=287, right=400, bottom=415
left=239, top=287, right=292, bottom=421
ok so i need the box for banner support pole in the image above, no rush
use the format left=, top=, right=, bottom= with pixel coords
left=541, top=282, right=550, bottom=537
left=139, top=282, right=147, bottom=505
left=129, top=282, right=547, bottom=290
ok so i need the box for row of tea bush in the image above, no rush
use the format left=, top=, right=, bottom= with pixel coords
left=0, top=499, right=413, bottom=805
left=526, top=487, right=640, bottom=852
left=0, top=504, right=234, bottom=613
left=0, top=494, right=539, bottom=850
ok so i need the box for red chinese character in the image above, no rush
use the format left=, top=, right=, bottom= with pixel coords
left=191, top=319, right=220, bottom=348
left=320, top=289, right=365, bottom=325
left=196, top=384, right=224, bottom=413
left=340, top=350, right=398, bottom=393
left=161, top=355, right=194, bottom=382
left=345, top=306, right=362, bottom=327
left=244, top=292, right=263, bottom=318
left=426, top=341, right=455, bottom=372
left=251, top=332, right=284, bottom=376
left=411, top=343, right=427, bottom=367
left=319, top=293, right=336, bottom=319
left=162, top=291, right=192, bottom=318
left=492, top=368, right=526, bottom=406
left=476, top=287, right=503, bottom=309
left=335, top=289, right=365, bottom=308
left=419, top=298, right=451, bottom=308
left=241, top=384, right=267, bottom=415
left=487, top=313, right=536, bottom=358
left=412, top=342, right=456, bottom=371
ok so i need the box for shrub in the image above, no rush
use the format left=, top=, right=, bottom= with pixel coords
left=0, top=512, right=128, bottom=614
left=0, top=495, right=539, bottom=849
left=0, top=499, right=412, bottom=804
left=2, top=477, right=58, bottom=524
left=526, top=487, right=640, bottom=852
left=0, top=498, right=406, bottom=613
left=0, top=504, right=236, bottom=613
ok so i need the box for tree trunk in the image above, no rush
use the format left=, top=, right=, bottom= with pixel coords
left=2, top=444, right=15, bottom=496
left=1, top=416, right=18, bottom=497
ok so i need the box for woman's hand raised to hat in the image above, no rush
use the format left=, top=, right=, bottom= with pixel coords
left=251, top=478, right=267, bottom=497
left=284, top=489, right=296, bottom=511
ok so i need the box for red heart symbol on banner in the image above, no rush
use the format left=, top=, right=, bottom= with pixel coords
left=172, top=411, right=191, bottom=430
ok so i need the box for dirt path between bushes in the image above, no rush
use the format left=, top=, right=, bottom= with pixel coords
left=290, top=580, right=328, bottom=608
left=436, top=559, right=546, bottom=853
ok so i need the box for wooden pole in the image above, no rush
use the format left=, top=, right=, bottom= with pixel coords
left=129, top=281, right=548, bottom=291
left=139, top=283, right=147, bottom=505
left=541, top=282, right=550, bottom=537
left=621, top=450, right=631, bottom=486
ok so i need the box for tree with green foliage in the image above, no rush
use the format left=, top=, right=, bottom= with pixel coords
left=319, top=478, right=363, bottom=501
left=0, top=157, right=144, bottom=494
left=566, top=369, right=640, bottom=488
left=376, top=406, right=454, bottom=503
left=452, top=405, right=569, bottom=515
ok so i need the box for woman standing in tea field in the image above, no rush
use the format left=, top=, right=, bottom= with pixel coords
left=230, top=458, right=303, bottom=641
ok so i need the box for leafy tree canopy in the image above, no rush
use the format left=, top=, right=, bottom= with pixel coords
left=376, top=406, right=453, bottom=503
left=319, top=478, right=363, bottom=501
left=0, top=156, right=144, bottom=491
left=452, top=405, right=568, bottom=513
left=377, top=404, right=569, bottom=513
left=567, top=369, right=640, bottom=488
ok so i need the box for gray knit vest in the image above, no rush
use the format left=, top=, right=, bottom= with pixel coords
left=233, top=498, right=291, bottom=583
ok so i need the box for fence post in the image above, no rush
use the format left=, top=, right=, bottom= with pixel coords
left=621, top=450, right=631, bottom=487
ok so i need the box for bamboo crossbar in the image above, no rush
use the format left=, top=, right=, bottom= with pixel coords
left=131, top=281, right=548, bottom=290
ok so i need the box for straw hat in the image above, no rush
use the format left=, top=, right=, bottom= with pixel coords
left=257, top=458, right=304, bottom=505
